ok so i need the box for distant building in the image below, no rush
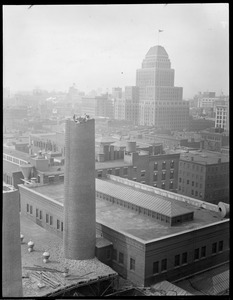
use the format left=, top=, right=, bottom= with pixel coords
left=215, top=103, right=229, bottom=131
left=188, top=116, right=215, bottom=132
left=200, top=128, right=229, bottom=152
left=136, top=45, right=189, bottom=129
left=82, top=94, right=114, bottom=119
left=177, top=150, right=229, bottom=204
left=95, top=141, right=180, bottom=192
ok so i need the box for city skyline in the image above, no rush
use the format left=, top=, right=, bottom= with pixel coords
left=3, top=4, right=229, bottom=98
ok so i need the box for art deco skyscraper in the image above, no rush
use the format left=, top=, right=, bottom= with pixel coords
left=136, top=45, right=189, bottom=130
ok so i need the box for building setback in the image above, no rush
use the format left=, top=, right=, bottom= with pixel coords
left=18, top=175, right=229, bottom=287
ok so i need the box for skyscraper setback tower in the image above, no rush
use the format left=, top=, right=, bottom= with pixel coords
left=136, top=45, right=189, bottom=129
left=64, top=118, right=96, bottom=260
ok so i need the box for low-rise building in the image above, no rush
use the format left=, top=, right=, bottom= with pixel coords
left=177, top=150, right=229, bottom=204
left=18, top=175, right=230, bottom=287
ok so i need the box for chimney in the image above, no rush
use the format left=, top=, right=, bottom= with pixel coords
left=63, top=118, right=96, bottom=260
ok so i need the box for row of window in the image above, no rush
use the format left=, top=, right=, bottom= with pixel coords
left=180, top=162, right=204, bottom=172
left=154, top=171, right=174, bottom=181
left=112, top=249, right=136, bottom=271
left=96, top=191, right=171, bottom=222
left=153, top=241, right=224, bottom=274
left=179, top=178, right=203, bottom=188
left=154, top=161, right=175, bottom=171
left=3, top=153, right=28, bottom=166
left=178, top=186, right=203, bottom=198
left=26, top=204, right=63, bottom=231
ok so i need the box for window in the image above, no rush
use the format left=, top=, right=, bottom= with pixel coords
left=153, top=261, right=159, bottom=274
left=192, top=181, right=194, bottom=186
left=113, top=249, right=117, bottom=260
left=170, top=171, right=174, bottom=179
left=194, top=248, right=199, bottom=260
left=201, top=246, right=206, bottom=258
left=130, top=258, right=135, bottom=271
left=187, top=180, right=189, bottom=184
left=153, top=173, right=157, bottom=181
left=61, top=222, right=63, bottom=231
left=162, top=182, right=165, bottom=189
left=170, top=160, right=174, bottom=169
left=174, top=254, right=180, bottom=267
left=162, top=161, right=166, bottom=169
left=106, top=249, right=111, bottom=260
left=48, top=176, right=54, bottom=183
left=36, top=208, right=39, bottom=218
left=124, top=167, right=128, bottom=176
left=27, top=204, right=29, bottom=213
left=30, top=205, right=33, bottom=215
left=195, top=191, right=198, bottom=196
left=119, top=252, right=124, bottom=264
left=107, top=169, right=112, bottom=175
left=57, top=219, right=60, bottom=230
left=98, top=171, right=102, bottom=178
left=212, top=242, right=217, bottom=254
left=162, top=172, right=166, bottom=180
left=179, top=177, right=182, bottom=182
left=191, top=189, right=194, bottom=195
left=218, top=241, right=223, bottom=252
left=169, top=181, right=173, bottom=189
left=39, top=210, right=42, bottom=220
left=115, top=169, right=120, bottom=176
left=46, top=214, right=49, bottom=223
left=182, top=252, right=188, bottom=264
left=50, top=216, right=53, bottom=225
left=161, top=259, right=167, bottom=272
left=141, top=170, right=146, bottom=177
left=154, top=162, right=158, bottom=171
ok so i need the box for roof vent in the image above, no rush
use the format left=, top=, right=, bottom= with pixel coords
left=218, top=202, right=229, bottom=218
left=43, top=251, right=50, bottom=263
left=28, top=240, right=34, bottom=252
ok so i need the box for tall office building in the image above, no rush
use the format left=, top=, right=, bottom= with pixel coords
left=136, top=45, right=189, bottom=129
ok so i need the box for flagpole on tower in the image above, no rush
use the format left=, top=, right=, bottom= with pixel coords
left=158, top=29, right=164, bottom=46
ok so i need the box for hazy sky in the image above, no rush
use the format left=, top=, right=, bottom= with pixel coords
left=3, top=4, right=229, bottom=98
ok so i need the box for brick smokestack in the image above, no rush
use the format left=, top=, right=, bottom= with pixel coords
left=63, top=118, right=96, bottom=259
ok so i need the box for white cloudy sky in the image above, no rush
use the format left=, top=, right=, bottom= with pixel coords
left=3, top=4, right=229, bottom=98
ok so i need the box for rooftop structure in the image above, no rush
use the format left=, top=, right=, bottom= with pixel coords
left=20, top=176, right=226, bottom=243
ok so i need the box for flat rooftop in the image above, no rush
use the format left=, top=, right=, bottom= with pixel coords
left=20, top=215, right=117, bottom=297
left=179, top=150, right=229, bottom=165
left=21, top=179, right=225, bottom=244
left=96, top=160, right=132, bottom=170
